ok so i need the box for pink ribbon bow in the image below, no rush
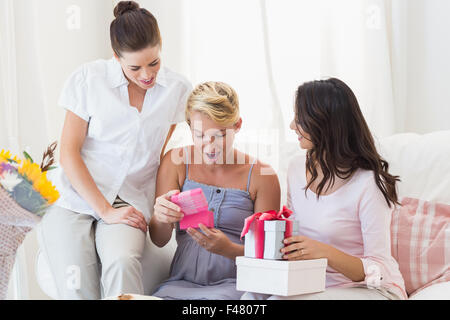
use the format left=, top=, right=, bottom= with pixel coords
left=240, top=206, right=293, bottom=259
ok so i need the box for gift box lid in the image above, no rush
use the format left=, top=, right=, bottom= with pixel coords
left=236, top=256, right=327, bottom=270
left=264, top=220, right=286, bottom=232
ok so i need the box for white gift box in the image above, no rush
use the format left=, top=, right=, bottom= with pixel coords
left=292, top=220, right=299, bottom=235
left=245, top=219, right=300, bottom=260
left=263, top=221, right=287, bottom=260
left=264, top=220, right=300, bottom=260
left=236, top=256, right=327, bottom=296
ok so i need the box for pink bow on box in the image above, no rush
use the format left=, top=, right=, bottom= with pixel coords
left=241, top=206, right=293, bottom=259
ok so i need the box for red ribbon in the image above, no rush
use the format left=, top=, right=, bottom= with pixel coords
left=241, top=206, right=293, bottom=258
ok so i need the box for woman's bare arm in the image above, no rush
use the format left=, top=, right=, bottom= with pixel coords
left=59, top=111, right=112, bottom=215
left=160, top=124, right=177, bottom=161
left=149, top=148, right=183, bottom=247
left=59, top=111, right=147, bottom=231
left=252, top=163, right=282, bottom=213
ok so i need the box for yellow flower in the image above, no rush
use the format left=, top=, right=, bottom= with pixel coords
left=34, top=172, right=60, bottom=204
left=18, top=159, right=59, bottom=204
left=0, top=149, right=21, bottom=165
left=0, top=149, right=11, bottom=162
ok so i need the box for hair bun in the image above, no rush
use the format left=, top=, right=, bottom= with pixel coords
left=114, top=1, right=140, bottom=18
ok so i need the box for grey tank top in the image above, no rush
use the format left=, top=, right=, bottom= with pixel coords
left=164, top=146, right=256, bottom=285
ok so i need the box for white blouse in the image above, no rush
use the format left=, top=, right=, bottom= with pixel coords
left=48, top=58, right=192, bottom=222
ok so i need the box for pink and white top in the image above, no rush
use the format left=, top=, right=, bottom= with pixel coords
left=287, top=154, right=407, bottom=299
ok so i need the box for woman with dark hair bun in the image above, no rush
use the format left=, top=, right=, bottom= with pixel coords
left=39, top=1, right=192, bottom=299
left=243, top=78, right=408, bottom=300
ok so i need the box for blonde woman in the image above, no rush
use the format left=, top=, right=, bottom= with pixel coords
left=149, top=82, right=281, bottom=300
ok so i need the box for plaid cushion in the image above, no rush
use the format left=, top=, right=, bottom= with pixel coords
left=391, top=197, right=450, bottom=297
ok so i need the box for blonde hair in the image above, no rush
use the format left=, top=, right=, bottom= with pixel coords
left=186, top=82, right=240, bottom=127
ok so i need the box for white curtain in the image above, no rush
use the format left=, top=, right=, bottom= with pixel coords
left=0, top=0, right=115, bottom=299
left=155, top=0, right=409, bottom=205
left=318, top=0, right=398, bottom=139
left=0, top=0, right=33, bottom=300
left=0, top=0, right=20, bottom=154
left=169, top=0, right=403, bottom=137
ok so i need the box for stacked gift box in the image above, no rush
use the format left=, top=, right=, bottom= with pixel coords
left=237, top=206, right=328, bottom=296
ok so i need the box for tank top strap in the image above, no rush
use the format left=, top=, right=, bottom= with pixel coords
left=246, top=158, right=258, bottom=193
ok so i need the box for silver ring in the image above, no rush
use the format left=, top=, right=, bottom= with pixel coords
left=300, top=249, right=304, bottom=256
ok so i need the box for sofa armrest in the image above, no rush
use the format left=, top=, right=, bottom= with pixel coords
left=142, top=230, right=177, bottom=295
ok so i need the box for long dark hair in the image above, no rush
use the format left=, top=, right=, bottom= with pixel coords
left=295, top=78, right=400, bottom=208
left=110, top=1, right=161, bottom=57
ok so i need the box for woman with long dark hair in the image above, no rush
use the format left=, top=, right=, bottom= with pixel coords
left=243, top=78, right=407, bottom=300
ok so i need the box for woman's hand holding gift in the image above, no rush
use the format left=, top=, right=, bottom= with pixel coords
left=281, top=235, right=330, bottom=261
left=187, top=224, right=243, bottom=260
left=153, top=190, right=183, bottom=225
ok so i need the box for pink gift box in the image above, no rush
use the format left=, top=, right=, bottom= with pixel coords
left=171, top=188, right=214, bottom=230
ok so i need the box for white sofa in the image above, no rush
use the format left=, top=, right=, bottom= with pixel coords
left=376, top=130, right=450, bottom=300
left=35, top=130, right=450, bottom=299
